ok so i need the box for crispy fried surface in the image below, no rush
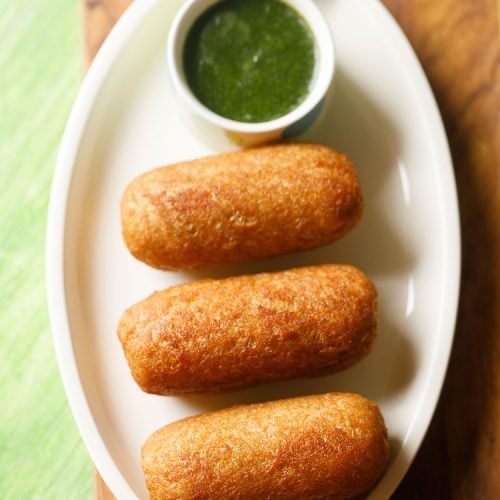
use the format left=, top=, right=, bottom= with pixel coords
left=118, top=264, right=377, bottom=395
left=120, top=142, right=363, bottom=270
left=142, top=392, right=389, bottom=499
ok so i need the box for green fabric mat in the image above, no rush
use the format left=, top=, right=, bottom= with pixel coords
left=0, top=0, right=92, bottom=497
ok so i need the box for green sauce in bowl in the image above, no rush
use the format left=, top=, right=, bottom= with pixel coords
left=183, top=0, right=316, bottom=123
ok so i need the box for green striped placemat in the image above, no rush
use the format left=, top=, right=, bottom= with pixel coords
left=0, top=0, right=91, bottom=497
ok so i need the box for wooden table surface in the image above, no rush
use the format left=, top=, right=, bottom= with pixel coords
left=83, top=0, right=499, bottom=498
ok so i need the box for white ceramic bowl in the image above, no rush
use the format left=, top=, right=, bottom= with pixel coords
left=167, top=0, right=334, bottom=146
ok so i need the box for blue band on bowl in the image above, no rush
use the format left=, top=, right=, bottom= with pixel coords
left=282, top=98, right=325, bottom=139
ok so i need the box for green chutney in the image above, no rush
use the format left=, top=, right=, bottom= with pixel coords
left=183, top=0, right=316, bottom=123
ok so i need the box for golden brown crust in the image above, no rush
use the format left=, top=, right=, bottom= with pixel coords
left=120, top=142, right=363, bottom=270
left=118, top=264, right=377, bottom=395
left=141, top=392, right=389, bottom=499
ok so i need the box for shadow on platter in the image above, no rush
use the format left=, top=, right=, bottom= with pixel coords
left=387, top=436, right=404, bottom=466
left=362, top=436, right=406, bottom=499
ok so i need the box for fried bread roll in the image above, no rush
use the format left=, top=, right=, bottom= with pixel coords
left=121, top=143, right=363, bottom=269
left=142, top=392, right=389, bottom=499
left=118, top=264, right=377, bottom=395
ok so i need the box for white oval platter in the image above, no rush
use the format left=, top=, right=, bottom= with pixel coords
left=47, top=0, right=460, bottom=498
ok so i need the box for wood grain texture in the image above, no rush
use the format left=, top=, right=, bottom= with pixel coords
left=81, top=0, right=132, bottom=68
left=383, top=0, right=500, bottom=498
left=83, top=0, right=499, bottom=498
left=0, top=1, right=91, bottom=498
left=93, top=468, right=114, bottom=500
